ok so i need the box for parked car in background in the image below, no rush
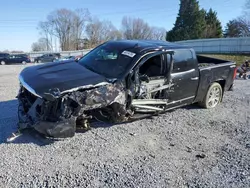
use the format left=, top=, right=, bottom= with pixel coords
left=16, top=53, right=30, bottom=59
left=0, top=53, right=9, bottom=64
left=0, top=54, right=31, bottom=65
left=75, top=55, right=83, bottom=61
left=34, top=53, right=61, bottom=63
left=63, top=56, right=75, bottom=60
left=54, top=56, right=76, bottom=62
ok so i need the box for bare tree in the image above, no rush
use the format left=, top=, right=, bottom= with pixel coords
left=47, top=9, right=75, bottom=51
left=86, top=18, right=121, bottom=47
left=31, top=43, right=42, bottom=52
left=237, top=17, right=250, bottom=36
left=38, top=21, right=53, bottom=50
left=71, top=9, right=91, bottom=50
left=36, top=9, right=167, bottom=50
left=151, top=27, right=167, bottom=40
left=121, top=17, right=153, bottom=39
left=39, top=8, right=90, bottom=51
left=31, top=38, right=50, bottom=51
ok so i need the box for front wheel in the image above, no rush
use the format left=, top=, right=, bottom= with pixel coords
left=1, top=61, right=6, bottom=65
left=199, top=83, right=223, bottom=109
left=21, top=61, right=27, bottom=65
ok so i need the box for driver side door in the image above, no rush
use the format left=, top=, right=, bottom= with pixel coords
left=131, top=51, right=174, bottom=112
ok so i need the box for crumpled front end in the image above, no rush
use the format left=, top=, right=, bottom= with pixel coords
left=17, top=82, right=129, bottom=138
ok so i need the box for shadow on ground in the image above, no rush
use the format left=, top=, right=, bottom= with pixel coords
left=0, top=99, right=121, bottom=146
left=0, top=99, right=57, bottom=146
left=0, top=99, right=201, bottom=146
left=0, top=100, right=19, bottom=143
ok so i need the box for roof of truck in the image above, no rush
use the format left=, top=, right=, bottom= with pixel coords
left=106, top=40, right=191, bottom=54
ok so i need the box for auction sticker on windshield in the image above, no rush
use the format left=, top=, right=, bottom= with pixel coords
left=122, top=51, right=136, bottom=58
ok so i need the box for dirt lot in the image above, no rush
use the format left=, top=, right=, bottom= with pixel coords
left=0, top=65, right=249, bottom=188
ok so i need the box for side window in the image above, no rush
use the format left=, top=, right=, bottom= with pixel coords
left=172, top=50, right=193, bottom=73
left=139, top=54, right=165, bottom=78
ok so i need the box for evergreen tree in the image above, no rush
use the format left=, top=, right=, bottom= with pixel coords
left=204, top=8, right=223, bottom=38
left=166, top=1, right=223, bottom=41
left=166, top=0, right=206, bottom=41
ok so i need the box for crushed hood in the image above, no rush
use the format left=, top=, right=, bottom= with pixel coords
left=19, top=61, right=108, bottom=98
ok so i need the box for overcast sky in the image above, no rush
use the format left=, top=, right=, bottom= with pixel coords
left=0, top=0, right=246, bottom=52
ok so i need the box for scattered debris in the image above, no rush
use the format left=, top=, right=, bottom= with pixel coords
left=129, top=133, right=137, bottom=136
left=195, top=154, right=206, bottom=159
left=186, top=146, right=192, bottom=153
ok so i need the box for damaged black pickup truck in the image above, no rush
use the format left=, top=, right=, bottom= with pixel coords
left=16, top=40, right=237, bottom=138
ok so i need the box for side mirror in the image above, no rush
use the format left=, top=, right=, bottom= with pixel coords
left=139, top=74, right=150, bottom=83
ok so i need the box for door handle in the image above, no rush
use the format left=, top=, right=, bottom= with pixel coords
left=191, top=77, right=199, bottom=80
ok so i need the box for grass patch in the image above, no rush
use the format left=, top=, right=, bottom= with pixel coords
left=199, top=54, right=250, bottom=66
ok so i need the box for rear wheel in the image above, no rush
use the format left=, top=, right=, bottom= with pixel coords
left=1, top=61, right=6, bottom=65
left=21, top=61, right=27, bottom=65
left=199, top=82, right=223, bottom=109
left=38, top=60, right=42, bottom=63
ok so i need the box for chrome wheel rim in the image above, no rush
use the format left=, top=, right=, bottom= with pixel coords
left=208, top=86, right=221, bottom=108
left=1, top=61, right=5, bottom=65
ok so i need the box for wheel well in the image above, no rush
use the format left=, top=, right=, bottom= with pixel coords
left=216, top=80, right=226, bottom=91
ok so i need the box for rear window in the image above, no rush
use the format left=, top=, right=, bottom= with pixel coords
left=172, top=49, right=194, bottom=73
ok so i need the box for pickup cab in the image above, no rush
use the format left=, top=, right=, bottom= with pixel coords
left=17, top=40, right=237, bottom=138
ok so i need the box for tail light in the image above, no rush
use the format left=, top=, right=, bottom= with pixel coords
left=233, top=67, right=237, bottom=79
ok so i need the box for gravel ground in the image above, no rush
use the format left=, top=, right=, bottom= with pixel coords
left=0, top=64, right=249, bottom=188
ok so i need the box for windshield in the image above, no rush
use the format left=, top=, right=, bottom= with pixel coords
left=78, top=42, right=136, bottom=78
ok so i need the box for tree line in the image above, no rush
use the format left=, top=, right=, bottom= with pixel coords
left=31, top=0, right=250, bottom=52
left=32, top=9, right=166, bottom=51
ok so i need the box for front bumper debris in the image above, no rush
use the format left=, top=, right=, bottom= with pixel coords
left=16, top=82, right=128, bottom=138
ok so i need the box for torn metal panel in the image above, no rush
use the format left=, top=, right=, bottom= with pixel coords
left=132, top=99, right=168, bottom=105
left=17, top=81, right=128, bottom=138
left=64, top=82, right=127, bottom=113
left=150, top=83, right=174, bottom=93
left=33, top=117, right=77, bottom=138
left=138, top=79, right=174, bottom=100
left=133, top=105, right=164, bottom=111
left=60, top=82, right=110, bottom=95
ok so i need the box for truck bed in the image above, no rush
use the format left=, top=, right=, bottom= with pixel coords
left=197, top=55, right=231, bottom=68
left=194, top=55, right=236, bottom=103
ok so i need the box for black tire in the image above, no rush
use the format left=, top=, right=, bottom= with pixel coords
left=199, top=82, right=223, bottom=109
